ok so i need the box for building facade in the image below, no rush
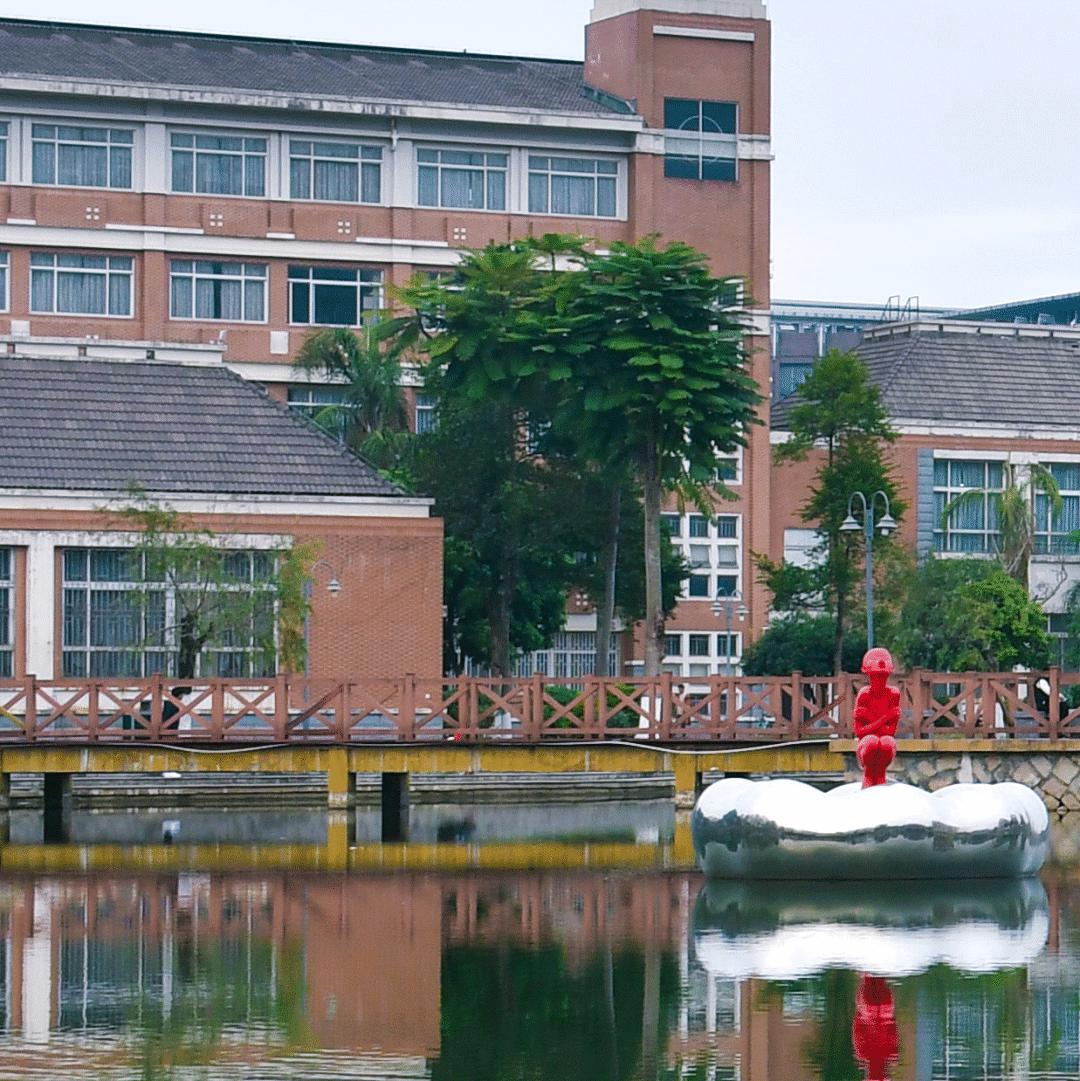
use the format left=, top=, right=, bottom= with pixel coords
left=0, top=1, right=773, bottom=680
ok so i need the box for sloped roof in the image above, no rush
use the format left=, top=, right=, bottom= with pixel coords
left=0, top=17, right=629, bottom=117
left=771, top=326, right=1080, bottom=430
left=0, top=354, right=406, bottom=498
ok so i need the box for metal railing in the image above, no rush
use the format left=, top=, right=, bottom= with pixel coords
left=0, top=670, right=1078, bottom=743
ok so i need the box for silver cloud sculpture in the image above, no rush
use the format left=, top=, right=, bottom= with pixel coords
left=692, top=777, right=1050, bottom=879
left=691, top=878, right=1050, bottom=979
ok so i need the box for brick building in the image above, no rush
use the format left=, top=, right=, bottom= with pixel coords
left=0, top=1, right=773, bottom=680
left=771, top=318, right=1080, bottom=664
left=0, top=338, right=442, bottom=680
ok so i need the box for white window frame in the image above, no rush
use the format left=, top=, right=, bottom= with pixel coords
left=287, top=265, right=383, bottom=328
left=414, top=392, right=437, bottom=434
left=286, top=384, right=350, bottom=442
left=526, top=153, right=620, bottom=219
left=169, top=129, right=268, bottom=198
left=30, top=121, right=135, bottom=190
left=513, top=630, right=618, bottom=678
left=933, top=458, right=1005, bottom=555
left=29, top=252, right=134, bottom=319
left=662, top=627, right=743, bottom=678
left=0, top=120, right=9, bottom=185
left=0, top=251, right=10, bottom=313
left=416, top=145, right=509, bottom=212
left=288, top=137, right=383, bottom=204
left=662, top=98, right=739, bottom=183
left=1036, top=462, right=1080, bottom=557
left=0, top=547, right=12, bottom=679
left=674, top=512, right=742, bottom=599
left=168, top=259, right=268, bottom=324
left=60, top=547, right=278, bottom=679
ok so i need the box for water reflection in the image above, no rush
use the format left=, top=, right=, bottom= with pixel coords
left=0, top=867, right=1077, bottom=1078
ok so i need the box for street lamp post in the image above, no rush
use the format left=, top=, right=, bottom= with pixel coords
left=840, top=491, right=897, bottom=649
left=711, top=591, right=750, bottom=672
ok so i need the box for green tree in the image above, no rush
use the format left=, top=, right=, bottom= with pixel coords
left=741, top=614, right=867, bottom=677
left=563, top=239, right=760, bottom=674
left=769, top=349, right=903, bottom=675
left=110, top=489, right=314, bottom=678
left=894, top=558, right=1051, bottom=671
left=292, top=325, right=411, bottom=471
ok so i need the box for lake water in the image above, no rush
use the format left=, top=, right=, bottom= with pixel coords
left=0, top=805, right=1076, bottom=1079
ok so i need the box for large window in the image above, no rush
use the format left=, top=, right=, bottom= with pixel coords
left=31, top=123, right=133, bottom=189
left=0, top=121, right=8, bottom=184
left=414, top=392, right=437, bottom=434
left=933, top=459, right=1004, bottom=554
left=287, top=384, right=350, bottom=441
left=417, top=148, right=507, bottom=210
left=61, top=548, right=276, bottom=678
left=171, top=132, right=266, bottom=197
left=30, top=253, right=133, bottom=316
left=289, top=139, right=381, bottom=203
left=0, top=549, right=12, bottom=678
left=169, top=260, right=266, bottom=322
left=288, top=265, right=382, bottom=326
left=528, top=156, right=618, bottom=217
left=0, top=251, right=8, bottom=312
left=1036, top=463, right=1080, bottom=555
left=663, top=98, right=737, bottom=182
left=514, top=632, right=619, bottom=678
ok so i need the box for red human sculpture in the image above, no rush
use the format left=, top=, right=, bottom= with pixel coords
left=852, top=975, right=899, bottom=1081
left=853, top=647, right=901, bottom=788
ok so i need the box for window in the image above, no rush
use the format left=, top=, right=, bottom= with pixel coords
left=663, top=98, right=737, bottom=182
left=171, top=132, right=266, bottom=197
left=689, top=515, right=710, bottom=538
left=0, top=121, right=8, bottom=183
left=528, top=156, right=617, bottom=217
left=662, top=514, right=681, bottom=537
left=289, top=140, right=381, bottom=203
left=688, top=634, right=711, bottom=657
left=716, top=455, right=740, bottom=484
left=417, top=148, right=507, bottom=210
left=169, top=260, right=266, bottom=322
left=779, top=362, right=815, bottom=398
left=513, top=631, right=618, bottom=678
left=716, top=575, right=739, bottom=598
left=0, top=251, right=8, bottom=312
left=933, top=459, right=1004, bottom=553
left=717, top=633, right=740, bottom=658
left=1036, top=463, right=1080, bottom=555
left=30, top=253, right=132, bottom=316
left=415, top=392, right=437, bottom=434
left=716, top=516, right=738, bottom=539
left=287, top=384, right=349, bottom=442
left=288, top=265, right=382, bottom=326
left=688, top=574, right=710, bottom=598
left=61, top=548, right=276, bottom=678
left=0, top=549, right=11, bottom=678
left=664, top=633, right=682, bottom=657
left=31, top=123, right=133, bottom=189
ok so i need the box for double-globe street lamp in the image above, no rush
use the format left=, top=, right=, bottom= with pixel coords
left=711, top=591, right=749, bottom=672
left=840, top=491, right=897, bottom=650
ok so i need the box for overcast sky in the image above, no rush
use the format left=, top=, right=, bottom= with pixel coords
left=1, top=0, right=1076, bottom=308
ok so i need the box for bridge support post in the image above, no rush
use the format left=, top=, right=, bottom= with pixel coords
left=326, top=748, right=355, bottom=810
left=43, top=773, right=72, bottom=844
left=0, top=773, right=9, bottom=813
left=673, top=757, right=702, bottom=811
left=381, top=772, right=410, bottom=843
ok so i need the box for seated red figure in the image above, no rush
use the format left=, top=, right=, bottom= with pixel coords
left=852, top=974, right=899, bottom=1080
left=854, top=648, right=900, bottom=788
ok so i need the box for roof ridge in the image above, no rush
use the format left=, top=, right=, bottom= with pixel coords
left=874, top=329, right=922, bottom=401
left=0, top=16, right=585, bottom=68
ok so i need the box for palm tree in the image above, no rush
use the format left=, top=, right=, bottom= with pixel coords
left=941, top=462, right=1062, bottom=583
left=292, top=326, right=409, bottom=456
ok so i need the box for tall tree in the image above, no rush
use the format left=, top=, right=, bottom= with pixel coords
left=563, top=240, right=759, bottom=675
left=769, top=349, right=902, bottom=674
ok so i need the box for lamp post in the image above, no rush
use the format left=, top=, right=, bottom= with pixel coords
left=840, top=491, right=896, bottom=649
left=711, top=591, right=749, bottom=673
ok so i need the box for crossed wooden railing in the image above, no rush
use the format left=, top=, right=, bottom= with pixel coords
left=0, top=670, right=1078, bottom=743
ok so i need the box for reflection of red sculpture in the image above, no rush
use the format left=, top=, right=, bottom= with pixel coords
left=852, top=975, right=899, bottom=1080
left=854, top=648, right=900, bottom=788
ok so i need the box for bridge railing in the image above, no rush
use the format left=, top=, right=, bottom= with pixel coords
left=0, top=670, right=1077, bottom=742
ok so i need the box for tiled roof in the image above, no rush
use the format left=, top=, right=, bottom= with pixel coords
left=0, top=18, right=628, bottom=116
left=0, top=354, right=406, bottom=498
left=771, top=327, right=1080, bottom=430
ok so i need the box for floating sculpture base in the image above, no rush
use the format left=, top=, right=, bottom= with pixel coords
left=692, top=777, right=1049, bottom=880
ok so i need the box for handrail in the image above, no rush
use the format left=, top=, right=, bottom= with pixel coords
left=0, top=670, right=1075, bottom=744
